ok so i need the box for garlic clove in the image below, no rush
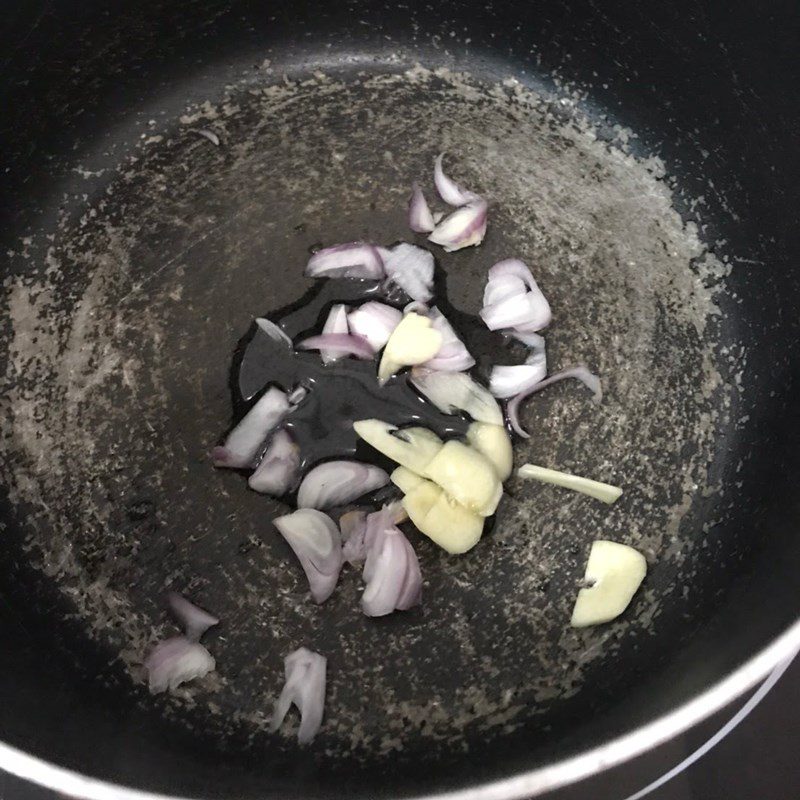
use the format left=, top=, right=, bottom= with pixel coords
left=423, top=440, right=502, bottom=516
left=391, top=466, right=426, bottom=495
left=403, top=479, right=484, bottom=554
left=353, top=419, right=443, bottom=475
left=402, top=479, right=442, bottom=524
left=466, top=422, right=513, bottom=481
left=570, top=540, right=647, bottom=627
left=378, top=313, right=443, bottom=383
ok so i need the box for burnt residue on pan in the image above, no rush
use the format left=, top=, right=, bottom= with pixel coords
left=0, top=64, right=734, bottom=760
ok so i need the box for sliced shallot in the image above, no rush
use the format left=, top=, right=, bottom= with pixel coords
left=383, top=243, right=435, bottom=302
left=408, top=183, right=436, bottom=233
left=362, top=525, right=422, bottom=617
left=423, top=307, right=475, bottom=372
left=433, top=153, right=479, bottom=206
left=296, top=461, right=390, bottom=510
left=506, top=365, right=603, bottom=438
left=297, top=332, right=374, bottom=360
left=145, top=637, right=215, bottom=694
left=271, top=647, right=326, bottom=744
left=347, top=302, right=402, bottom=351
left=480, top=259, right=551, bottom=332
left=490, top=336, right=547, bottom=399
left=340, top=509, right=368, bottom=566
left=273, top=509, right=343, bottom=603
left=248, top=428, right=300, bottom=495
left=305, top=243, right=384, bottom=279
left=212, top=387, right=289, bottom=468
left=428, top=199, right=488, bottom=252
left=319, top=304, right=349, bottom=364
left=167, top=592, right=219, bottom=642
left=410, top=369, right=503, bottom=425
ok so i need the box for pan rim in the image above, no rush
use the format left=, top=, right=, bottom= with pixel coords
left=1, top=618, right=799, bottom=800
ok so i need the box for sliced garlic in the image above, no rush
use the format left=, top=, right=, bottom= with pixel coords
left=570, top=540, right=647, bottom=627
left=424, top=440, right=502, bottom=517
left=378, top=312, right=443, bottom=384
left=391, top=466, right=426, bottom=495
left=518, top=464, right=622, bottom=504
left=466, top=422, right=513, bottom=481
left=402, top=479, right=484, bottom=554
left=401, top=478, right=441, bottom=521
left=353, top=419, right=443, bottom=474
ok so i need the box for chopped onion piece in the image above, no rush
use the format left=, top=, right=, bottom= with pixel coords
left=410, top=369, right=503, bottom=425
left=145, top=636, right=215, bottom=694
left=428, top=199, right=488, bottom=252
left=408, top=183, right=436, bottom=233
left=518, top=464, right=622, bottom=504
left=483, top=275, right=527, bottom=307
left=273, top=509, right=343, bottom=603
left=248, top=429, right=300, bottom=495
left=340, top=510, right=368, bottom=565
left=423, top=307, right=475, bottom=372
left=511, top=330, right=547, bottom=348
left=347, top=302, right=402, bottom=351
left=481, top=259, right=552, bottom=332
left=481, top=290, right=551, bottom=332
left=319, top=304, right=349, bottom=364
left=212, top=387, right=289, bottom=468
left=305, top=243, right=384, bottom=279
left=490, top=341, right=547, bottom=398
left=271, top=647, right=326, bottom=744
left=362, top=525, right=422, bottom=617
left=433, top=153, right=479, bottom=206
left=297, top=333, right=374, bottom=360
left=383, top=243, right=435, bottom=303
left=571, top=541, right=646, bottom=627
left=506, top=365, right=602, bottom=439
left=346, top=504, right=400, bottom=568
left=167, top=592, right=219, bottom=642
left=255, top=317, right=292, bottom=347
left=297, top=461, right=390, bottom=510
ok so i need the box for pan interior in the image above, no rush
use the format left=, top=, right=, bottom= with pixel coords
left=0, top=59, right=735, bottom=786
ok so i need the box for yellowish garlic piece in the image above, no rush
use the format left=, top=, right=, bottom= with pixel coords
left=402, top=479, right=484, bottom=554
left=391, top=466, right=426, bottom=495
left=402, top=478, right=442, bottom=522
left=466, top=422, right=513, bottom=481
left=518, top=464, right=622, bottom=504
left=377, top=312, right=443, bottom=384
left=353, top=419, right=443, bottom=474
left=424, top=440, right=502, bottom=517
left=570, top=540, right=647, bottom=627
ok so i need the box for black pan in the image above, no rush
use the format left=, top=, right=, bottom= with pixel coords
left=1, top=1, right=799, bottom=798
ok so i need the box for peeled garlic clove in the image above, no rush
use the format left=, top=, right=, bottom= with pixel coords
left=401, top=478, right=442, bottom=523
left=570, top=540, right=647, bottom=627
left=378, top=313, right=443, bottom=384
left=466, top=423, right=513, bottom=481
left=423, top=440, right=502, bottom=517
left=353, top=419, right=443, bottom=474
left=403, top=479, right=484, bottom=554
left=391, top=466, right=426, bottom=495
